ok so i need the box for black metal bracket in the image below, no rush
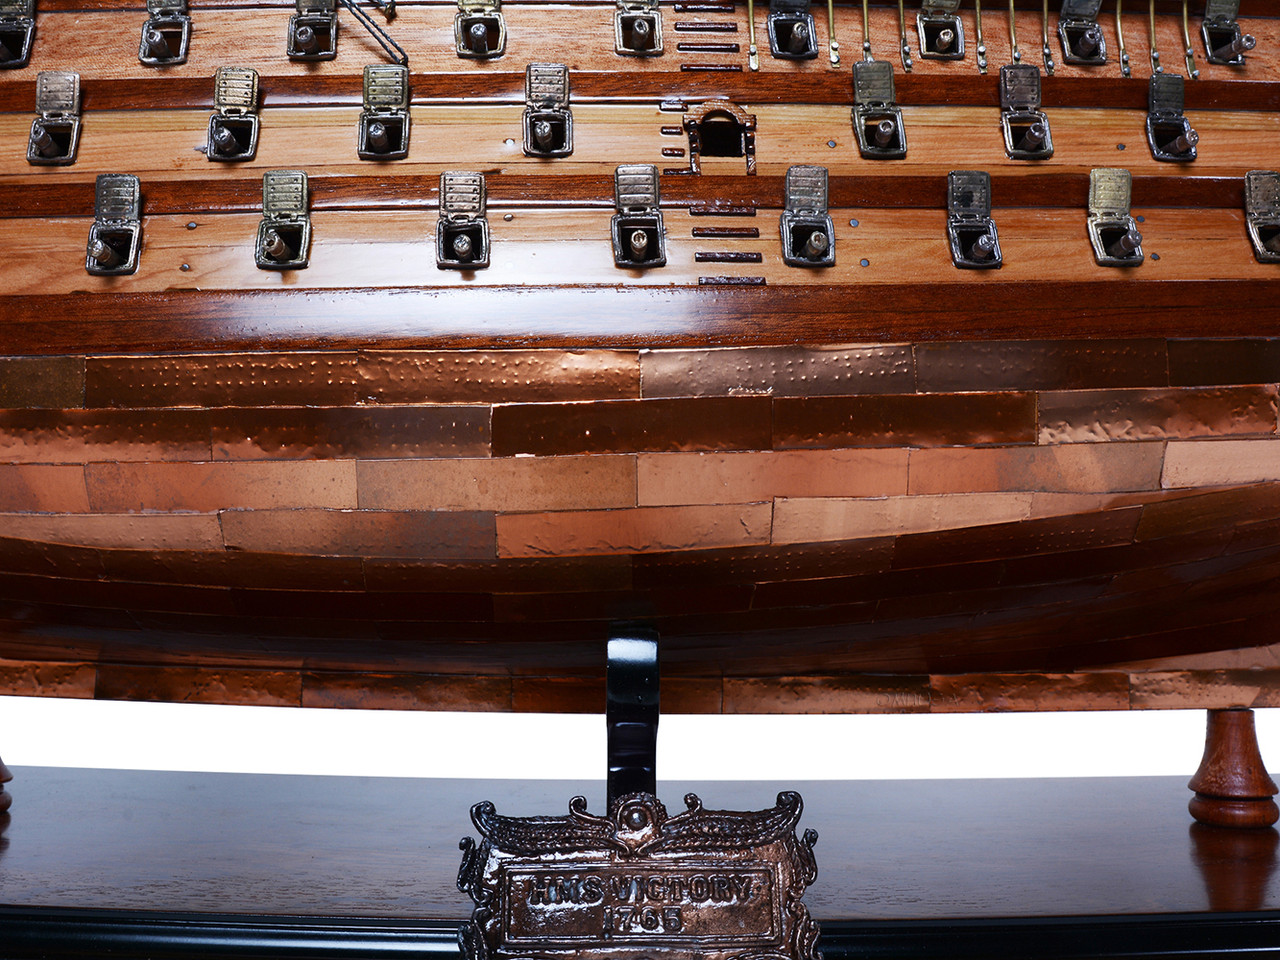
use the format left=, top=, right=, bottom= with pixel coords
left=606, top=624, right=659, bottom=807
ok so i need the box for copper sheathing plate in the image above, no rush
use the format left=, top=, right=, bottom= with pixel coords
left=210, top=407, right=491, bottom=460
left=302, top=673, right=515, bottom=712
left=1131, top=671, right=1280, bottom=710
left=637, top=450, right=909, bottom=504
left=497, top=503, right=774, bottom=558
left=357, top=456, right=636, bottom=512
left=1039, top=386, right=1279, bottom=444
left=639, top=345, right=914, bottom=399
left=93, top=665, right=303, bottom=707
left=930, top=673, right=1132, bottom=713
left=85, top=354, right=360, bottom=408
left=906, top=444, right=1166, bottom=495
left=1168, top=340, right=1280, bottom=387
left=0, top=513, right=225, bottom=551
left=773, top=393, right=1037, bottom=448
left=492, top=397, right=773, bottom=456
left=0, top=410, right=213, bottom=463
left=504, top=676, right=725, bottom=714
left=358, top=351, right=641, bottom=404
left=220, top=509, right=497, bottom=560
left=914, top=341, right=1169, bottom=392
left=0, top=661, right=97, bottom=699
left=721, top=676, right=932, bottom=714
left=86, top=461, right=358, bottom=513
left=0, top=464, right=91, bottom=512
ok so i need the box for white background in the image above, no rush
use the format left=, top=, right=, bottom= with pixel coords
left=4, top=695, right=1277, bottom=780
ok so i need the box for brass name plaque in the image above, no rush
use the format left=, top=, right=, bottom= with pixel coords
left=505, top=866, right=778, bottom=944
left=459, top=792, right=820, bottom=960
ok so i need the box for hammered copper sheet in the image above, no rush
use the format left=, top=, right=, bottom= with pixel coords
left=1038, top=386, right=1279, bottom=443
left=85, top=354, right=360, bottom=408
left=914, top=341, right=1170, bottom=392
left=0, top=410, right=214, bottom=462
left=639, top=345, right=914, bottom=398
left=359, top=351, right=641, bottom=404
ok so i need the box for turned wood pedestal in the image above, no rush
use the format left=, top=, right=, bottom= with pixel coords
left=1190, top=709, right=1280, bottom=829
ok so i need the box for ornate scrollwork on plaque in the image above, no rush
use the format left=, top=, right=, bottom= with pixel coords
left=458, top=791, right=820, bottom=960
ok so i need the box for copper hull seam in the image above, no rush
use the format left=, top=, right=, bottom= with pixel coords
left=2, top=5, right=1280, bottom=713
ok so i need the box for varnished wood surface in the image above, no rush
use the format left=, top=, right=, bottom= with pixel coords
left=6, top=280, right=1280, bottom=352
left=0, top=207, right=1270, bottom=294
left=8, top=5, right=1279, bottom=85
left=29, top=0, right=1278, bottom=14
left=0, top=5, right=1277, bottom=114
left=0, top=172, right=1262, bottom=219
left=3, top=71, right=1276, bottom=112
left=2, top=768, right=1279, bottom=920
left=0, top=1, right=1273, bottom=352
left=1, top=106, right=1277, bottom=194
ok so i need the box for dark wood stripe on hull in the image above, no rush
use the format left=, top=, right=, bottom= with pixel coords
left=4, top=282, right=1280, bottom=354
left=0, top=174, right=1252, bottom=219
left=1, top=72, right=1276, bottom=112
left=27, top=0, right=1277, bottom=14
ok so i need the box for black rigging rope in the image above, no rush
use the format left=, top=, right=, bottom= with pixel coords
left=339, top=0, right=409, bottom=66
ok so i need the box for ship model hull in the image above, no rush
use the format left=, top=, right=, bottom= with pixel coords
left=0, top=1, right=1279, bottom=714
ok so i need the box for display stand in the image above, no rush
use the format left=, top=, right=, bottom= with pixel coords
left=1, top=768, right=1280, bottom=959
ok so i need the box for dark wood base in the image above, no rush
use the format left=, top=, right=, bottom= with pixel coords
left=2, top=906, right=1280, bottom=960
left=3, top=769, right=1280, bottom=958
left=1189, top=709, right=1279, bottom=829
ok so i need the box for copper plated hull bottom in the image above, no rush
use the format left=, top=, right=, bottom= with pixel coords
left=2, top=335, right=1280, bottom=712
left=1, top=478, right=1279, bottom=714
